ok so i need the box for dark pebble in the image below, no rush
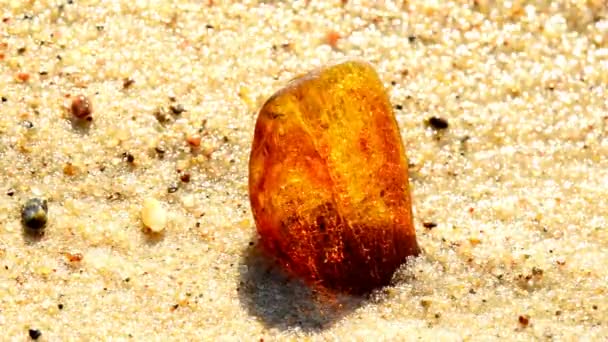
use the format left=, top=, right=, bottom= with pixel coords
left=180, top=173, right=191, bottom=183
left=28, top=329, right=42, bottom=340
left=123, top=152, right=135, bottom=163
left=122, top=78, right=135, bottom=89
left=170, top=104, right=186, bottom=115
left=428, top=116, right=449, bottom=130
left=423, top=222, right=437, bottom=229
left=154, top=147, right=166, bottom=158
left=518, top=315, right=530, bottom=326
left=71, top=95, right=92, bottom=120
left=22, top=198, right=48, bottom=230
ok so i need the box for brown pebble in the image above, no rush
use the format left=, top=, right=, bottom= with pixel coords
left=63, top=163, right=78, bottom=176
left=122, top=78, right=135, bottom=89
left=16, top=72, right=30, bottom=82
left=326, top=31, right=341, bottom=48
left=186, top=135, right=201, bottom=147
left=64, top=252, right=83, bottom=262
left=71, top=95, right=92, bottom=120
left=518, top=315, right=530, bottom=326
left=180, top=173, right=191, bottom=183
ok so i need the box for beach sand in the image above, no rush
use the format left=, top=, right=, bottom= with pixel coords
left=0, top=1, right=607, bottom=340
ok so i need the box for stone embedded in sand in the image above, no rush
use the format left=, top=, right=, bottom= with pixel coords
left=141, top=197, right=167, bottom=233
left=71, top=95, right=93, bottom=120
left=248, top=60, right=420, bottom=294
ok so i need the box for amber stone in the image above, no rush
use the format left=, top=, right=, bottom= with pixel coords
left=249, top=60, right=419, bottom=294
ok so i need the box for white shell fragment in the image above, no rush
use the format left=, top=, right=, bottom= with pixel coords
left=141, top=197, right=167, bottom=233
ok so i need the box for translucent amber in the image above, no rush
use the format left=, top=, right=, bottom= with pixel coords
left=249, top=61, right=419, bottom=294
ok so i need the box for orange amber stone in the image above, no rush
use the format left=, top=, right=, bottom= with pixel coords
left=249, top=61, right=419, bottom=294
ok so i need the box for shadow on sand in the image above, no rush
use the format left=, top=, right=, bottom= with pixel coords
left=237, top=245, right=366, bottom=332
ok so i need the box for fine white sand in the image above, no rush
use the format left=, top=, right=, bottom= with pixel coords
left=0, top=1, right=607, bottom=340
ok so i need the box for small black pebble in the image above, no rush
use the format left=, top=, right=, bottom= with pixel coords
left=58, top=303, right=64, bottom=309
left=7, top=189, right=15, bottom=196
left=408, top=35, right=417, bottom=43
left=123, top=152, right=135, bottom=163
left=169, top=104, right=185, bottom=115
left=167, top=185, right=179, bottom=193
left=423, top=222, right=437, bottom=229
left=428, top=116, right=449, bottom=130
left=22, top=198, right=48, bottom=231
left=1, top=96, right=7, bottom=102
left=29, top=329, right=42, bottom=340
left=395, top=104, right=403, bottom=110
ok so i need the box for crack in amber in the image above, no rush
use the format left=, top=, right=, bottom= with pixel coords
left=249, top=60, right=419, bottom=294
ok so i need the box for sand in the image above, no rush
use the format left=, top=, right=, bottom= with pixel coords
left=0, top=0, right=607, bottom=340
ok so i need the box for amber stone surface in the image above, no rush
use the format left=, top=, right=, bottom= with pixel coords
left=249, top=60, right=419, bottom=294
